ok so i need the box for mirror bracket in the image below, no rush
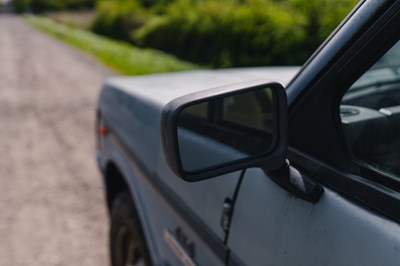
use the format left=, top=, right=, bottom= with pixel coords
left=266, top=160, right=324, bottom=203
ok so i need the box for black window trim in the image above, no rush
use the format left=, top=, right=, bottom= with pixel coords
left=289, top=148, right=400, bottom=223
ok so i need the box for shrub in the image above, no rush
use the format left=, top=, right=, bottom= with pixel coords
left=134, top=0, right=306, bottom=67
left=92, top=0, right=359, bottom=67
left=91, top=0, right=147, bottom=41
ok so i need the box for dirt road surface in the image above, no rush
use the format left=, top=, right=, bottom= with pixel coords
left=0, top=14, right=113, bottom=265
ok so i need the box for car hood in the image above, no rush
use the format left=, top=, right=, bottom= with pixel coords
left=104, top=67, right=300, bottom=107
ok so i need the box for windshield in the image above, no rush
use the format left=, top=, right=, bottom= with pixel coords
left=350, top=42, right=400, bottom=91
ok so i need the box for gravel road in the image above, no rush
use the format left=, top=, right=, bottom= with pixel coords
left=0, top=14, right=113, bottom=265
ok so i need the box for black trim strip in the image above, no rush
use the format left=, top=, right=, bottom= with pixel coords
left=289, top=148, right=400, bottom=223
left=109, top=132, right=228, bottom=261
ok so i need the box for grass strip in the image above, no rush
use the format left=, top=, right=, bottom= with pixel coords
left=25, top=15, right=198, bottom=75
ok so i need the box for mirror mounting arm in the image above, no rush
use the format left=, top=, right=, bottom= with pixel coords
left=265, top=160, right=324, bottom=203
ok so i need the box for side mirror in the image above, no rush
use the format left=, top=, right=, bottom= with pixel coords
left=161, top=81, right=288, bottom=182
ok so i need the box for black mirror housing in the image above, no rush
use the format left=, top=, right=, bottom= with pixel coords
left=161, top=80, right=288, bottom=182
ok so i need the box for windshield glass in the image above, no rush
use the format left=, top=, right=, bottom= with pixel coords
left=350, top=42, right=400, bottom=91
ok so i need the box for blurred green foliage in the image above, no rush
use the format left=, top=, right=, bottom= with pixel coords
left=91, top=0, right=358, bottom=67
left=16, top=0, right=359, bottom=67
left=91, top=0, right=147, bottom=41
left=12, top=0, right=96, bottom=13
left=133, top=0, right=305, bottom=67
left=26, top=15, right=197, bottom=75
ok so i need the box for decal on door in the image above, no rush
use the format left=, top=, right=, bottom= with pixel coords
left=164, top=227, right=197, bottom=266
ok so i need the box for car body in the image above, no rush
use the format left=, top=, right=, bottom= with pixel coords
left=96, top=0, right=400, bottom=265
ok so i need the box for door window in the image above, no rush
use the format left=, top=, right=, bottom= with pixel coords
left=340, top=40, right=400, bottom=176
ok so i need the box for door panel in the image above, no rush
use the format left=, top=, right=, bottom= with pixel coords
left=134, top=172, right=228, bottom=266
left=228, top=168, right=400, bottom=266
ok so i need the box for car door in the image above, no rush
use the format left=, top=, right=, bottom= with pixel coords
left=227, top=2, right=400, bottom=265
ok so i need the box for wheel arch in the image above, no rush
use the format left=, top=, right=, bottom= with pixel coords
left=104, top=161, right=130, bottom=212
left=103, top=159, right=159, bottom=265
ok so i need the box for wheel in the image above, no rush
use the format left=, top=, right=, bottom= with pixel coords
left=110, top=192, right=152, bottom=266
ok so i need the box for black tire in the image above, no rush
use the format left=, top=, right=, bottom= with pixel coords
left=110, top=192, right=152, bottom=266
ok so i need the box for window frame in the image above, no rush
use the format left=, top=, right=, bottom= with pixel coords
left=339, top=39, right=400, bottom=182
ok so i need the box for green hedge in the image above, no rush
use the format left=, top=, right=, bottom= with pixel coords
left=91, top=1, right=146, bottom=41
left=134, top=1, right=305, bottom=67
left=92, top=0, right=358, bottom=67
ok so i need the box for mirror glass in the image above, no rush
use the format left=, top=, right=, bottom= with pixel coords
left=177, top=86, right=276, bottom=173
